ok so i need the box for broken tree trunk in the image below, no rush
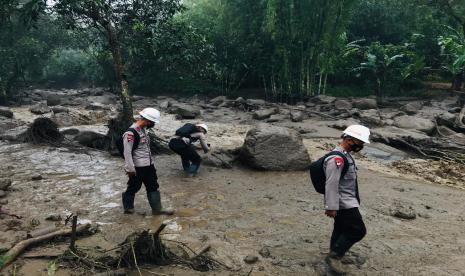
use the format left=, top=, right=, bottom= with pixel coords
left=0, top=224, right=91, bottom=270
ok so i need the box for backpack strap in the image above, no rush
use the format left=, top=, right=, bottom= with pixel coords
left=325, top=151, right=349, bottom=178
left=127, top=128, right=140, bottom=152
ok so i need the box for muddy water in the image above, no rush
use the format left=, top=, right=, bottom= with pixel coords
left=2, top=106, right=465, bottom=275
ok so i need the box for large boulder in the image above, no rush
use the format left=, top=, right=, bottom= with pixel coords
left=334, top=100, right=353, bottom=110
left=210, top=96, right=227, bottom=106
left=358, top=109, right=383, bottom=126
left=253, top=108, right=278, bottom=120
left=30, top=103, right=51, bottom=115
left=74, top=131, right=108, bottom=149
left=46, top=94, right=61, bottom=106
left=312, top=95, right=336, bottom=104
left=169, top=104, right=201, bottom=119
left=393, top=115, right=435, bottom=134
left=400, top=102, right=423, bottom=115
left=352, top=98, right=377, bottom=110
left=0, top=107, right=13, bottom=118
left=290, top=110, right=305, bottom=122
left=87, top=95, right=117, bottom=105
left=436, top=112, right=457, bottom=128
left=240, top=124, right=311, bottom=171
left=246, top=99, right=266, bottom=106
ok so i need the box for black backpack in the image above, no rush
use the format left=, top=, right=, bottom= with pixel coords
left=309, top=151, right=349, bottom=194
left=175, top=123, right=197, bottom=138
left=115, top=128, right=140, bottom=158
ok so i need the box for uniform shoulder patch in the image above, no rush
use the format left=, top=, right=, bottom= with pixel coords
left=127, top=133, right=134, bottom=142
left=334, top=156, right=344, bottom=168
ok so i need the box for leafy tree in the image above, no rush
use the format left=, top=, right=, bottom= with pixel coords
left=53, top=0, right=182, bottom=122
left=345, top=41, right=425, bottom=99
left=439, top=29, right=465, bottom=90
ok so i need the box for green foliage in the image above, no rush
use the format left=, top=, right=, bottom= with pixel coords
left=344, top=41, right=425, bottom=98
left=438, top=29, right=465, bottom=75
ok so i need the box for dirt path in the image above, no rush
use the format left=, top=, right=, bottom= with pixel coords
left=2, top=134, right=465, bottom=275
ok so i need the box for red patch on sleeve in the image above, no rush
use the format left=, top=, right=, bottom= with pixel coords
left=334, top=156, right=344, bottom=168
left=127, top=133, right=134, bottom=142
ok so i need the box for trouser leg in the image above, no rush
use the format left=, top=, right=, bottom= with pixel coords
left=122, top=171, right=143, bottom=212
left=185, top=146, right=201, bottom=174
left=169, top=138, right=191, bottom=171
left=331, top=208, right=367, bottom=257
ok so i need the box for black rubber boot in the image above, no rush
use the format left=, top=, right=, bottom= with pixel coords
left=147, top=191, right=174, bottom=215
left=122, top=192, right=135, bottom=214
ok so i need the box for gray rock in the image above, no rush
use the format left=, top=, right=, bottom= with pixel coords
left=87, top=95, right=117, bottom=105
left=244, top=255, right=259, bottom=264
left=31, top=174, right=43, bottom=181
left=353, top=98, right=377, bottom=110
left=391, top=201, right=416, bottom=220
left=60, top=128, right=80, bottom=136
left=86, top=102, right=110, bottom=111
left=169, top=104, right=201, bottom=119
left=259, top=247, right=271, bottom=258
left=400, top=102, right=423, bottom=115
left=436, top=125, right=458, bottom=136
left=371, top=126, right=430, bottom=141
left=51, top=106, right=69, bottom=114
left=0, top=107, right=13, bottom=118
left=246, top=99, right=266, bottom=106
left=240, top=124, right=311, bottom=171
left=210, top=96, right=227, bottom=106
left=0, top=179, right=12, bottom=191
left=358, top=109, right=383, bottom=126
left=266, top=114, right=288, bottom=123
left=436, top=112, right=457, bottom=128
left=290, top=111, right=304, bottom=122
left=312, top=95, right=336, bottom=104
left=0, top=190, right=6, bottom=198
left=235, top=97, right=246, bottom=104
left=253, top=108, right=278, bottom=120
left=74, top=131, right=108, bottom=149
left=30, top=103, right=51, bottom=115
left=0, top=126, right=28, bottom=142
left=393, top=115, right=435, bottom=134
left=202, top=149, right=236, bottom=169
left=45, top=214, right=62, bottom=221
left=159, top=100, right=171, bottom=109
left=334, top=100, right=353, bottom=110
left=46, top=94, right=61, bottom=106
left=0, top=199, right=8, bottom=205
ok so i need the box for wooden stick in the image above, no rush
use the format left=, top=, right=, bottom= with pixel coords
left=0, top=224, right=90, bottom=270
left=70, top=215, right=78, bottom=252
left=190, top=245, right=211, bottom=260
left=27, top=226, right=57, bottom=239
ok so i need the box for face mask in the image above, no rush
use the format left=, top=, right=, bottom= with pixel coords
left=349, top=142, right=364, bottom=153
left=146, top=122, right=155, bottom=129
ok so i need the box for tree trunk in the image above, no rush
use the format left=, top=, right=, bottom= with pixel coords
left=103, top=21, right=133, bottom=125
left=452, top=71, right=464, bottom=91
left=323, top=73, right=328, bottom=95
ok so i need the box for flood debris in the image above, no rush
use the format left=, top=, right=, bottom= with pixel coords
left=59, top=223, right=228, bottom=275
left=22, top=117, right=63, bottom=144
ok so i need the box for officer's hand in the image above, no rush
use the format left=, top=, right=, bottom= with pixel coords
left=325, top=210, right=337, bottom=218
left=126, top=171, right=136, bottom=177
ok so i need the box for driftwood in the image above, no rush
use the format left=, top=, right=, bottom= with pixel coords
left=0, top=224, right=91, bottom=270
left=27, top=226, right=57, bottom=239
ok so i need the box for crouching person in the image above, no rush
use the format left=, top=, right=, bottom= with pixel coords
left=121, top=108, right=174, bottom=215
left=169, top=123, right=210, bottom=176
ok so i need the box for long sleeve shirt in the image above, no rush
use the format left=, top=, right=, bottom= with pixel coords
left=123, top=124, right=153, bottom=172
left=178, top=132, right=210, bottom=153
left=323, top=146, right=360, bottom=210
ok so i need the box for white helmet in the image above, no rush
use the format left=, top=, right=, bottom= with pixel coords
left=343, top=125, right=370, bottom=144
left=139, top=108, right=160, bottom=124
left=196, top=123, right=208, bottom=133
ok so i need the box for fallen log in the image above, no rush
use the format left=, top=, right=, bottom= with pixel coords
left=0, top=224, right=91, bottom=270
